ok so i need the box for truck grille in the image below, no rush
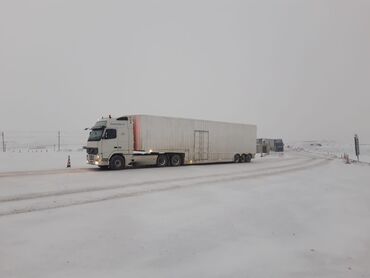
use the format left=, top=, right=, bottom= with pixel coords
left=88, top=154, right=95, bottom=161
left=86, top=148, right=98, bottom=155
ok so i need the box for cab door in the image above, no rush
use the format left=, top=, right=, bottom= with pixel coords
left=101, top=128, right=118, bottom=158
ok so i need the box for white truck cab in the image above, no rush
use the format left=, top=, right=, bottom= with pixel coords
left=85, top=116, right=134, bottom=169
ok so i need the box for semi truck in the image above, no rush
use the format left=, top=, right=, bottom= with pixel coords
left=85, top=115, right=257, bottom=170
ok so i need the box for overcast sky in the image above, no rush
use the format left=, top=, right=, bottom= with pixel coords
left=1, top=0, right=369, bottom=144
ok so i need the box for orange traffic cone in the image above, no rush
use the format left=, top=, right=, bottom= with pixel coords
left=67, top=155, right=71, bottom=168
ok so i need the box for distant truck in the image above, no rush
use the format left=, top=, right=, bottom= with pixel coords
left=85, top=115, right=257, bottom=170
left=257, top=138, right=284, bottom=153
left=273, top=139, right=284, bottom=152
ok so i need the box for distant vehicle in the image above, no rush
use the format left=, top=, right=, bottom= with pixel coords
left=85, top=115, right=257, bottom=170
left=257, top=138, right=284, bottom=153
left=274, top=139, right=284, bottom=152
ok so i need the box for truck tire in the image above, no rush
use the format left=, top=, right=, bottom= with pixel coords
left=109, top=155, right=125, bottom=170
left=240, top=154, right=247, bottom=163
left=156, top=155, right=168, bottom=167
left=234, top=154, right=241, bottom=163
left=246, top=154, right=252, bottom=163
left=170, top=154, right=181, bottom=166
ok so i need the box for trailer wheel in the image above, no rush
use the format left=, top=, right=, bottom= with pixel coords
left=109, top=155, right=125, bottom=170
left=234, top=154, right=241, bottom=163
left=170, top=154, right=182, bottom=166
left=156, top=155, right=168, bottom=167
left=240, top=154, right=247, bottom=163
left=246, top=154, right=252, bottom=163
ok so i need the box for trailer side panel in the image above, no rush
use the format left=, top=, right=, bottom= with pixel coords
left=136, top=115, right=256, bottom=164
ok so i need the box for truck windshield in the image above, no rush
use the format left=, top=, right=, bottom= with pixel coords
left=88, top=128, right=105, bottom=141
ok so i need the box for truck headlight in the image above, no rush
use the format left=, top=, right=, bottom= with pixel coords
left=96, top=155, right=100, bottom=159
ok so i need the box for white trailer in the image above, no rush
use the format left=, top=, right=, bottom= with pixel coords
left=85, top=115, right=257, bottom=170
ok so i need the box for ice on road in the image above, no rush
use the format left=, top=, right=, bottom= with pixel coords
left=0, top=152, right=370, bottom=278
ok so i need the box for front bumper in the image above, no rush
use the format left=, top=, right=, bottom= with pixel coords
left=87, top=154, right=109, bottom=166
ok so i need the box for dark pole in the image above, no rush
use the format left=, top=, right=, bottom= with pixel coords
left=354, top=134, right=360, bottom=162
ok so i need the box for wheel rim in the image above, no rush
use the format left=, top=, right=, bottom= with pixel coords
left=158, top=156, right=166, bottom=166
left=171, top=155, right=180, bottom=166
left=114, top=159, right=122, bottom=168
left=234, top=154, right=240, bottom=163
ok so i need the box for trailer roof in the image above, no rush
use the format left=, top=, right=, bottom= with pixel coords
left=124, top=114, right=257, bottom=127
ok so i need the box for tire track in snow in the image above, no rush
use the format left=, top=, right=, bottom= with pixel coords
left=0, top=168, right=98, bottom=179
left=0, top=157, right=311, bottom=203
left=0, top=157, right=331, bottom=217
left=0, top=155, right=303, bottom=179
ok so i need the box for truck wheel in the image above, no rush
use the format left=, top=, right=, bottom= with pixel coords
left=170, top=154, right=181, bottom=166
left=156, top=155, right=168, bottom=167
left=240, top=154, right=247, bottom=163
left=234, top=154, right=241, bottom=163
left=246, top=154, right=252, bottom=163
left=109, top=155, right=125, bottom=170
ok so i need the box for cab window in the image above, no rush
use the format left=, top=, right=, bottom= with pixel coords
left=104, top=129, right=117, bottom=139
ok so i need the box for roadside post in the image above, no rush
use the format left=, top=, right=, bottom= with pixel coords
left=67, top=155, right=71, bottom=168
left=354, top=134, right=360, bottom=162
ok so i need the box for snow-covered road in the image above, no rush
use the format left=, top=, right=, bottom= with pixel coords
left=1, top=152, right=370, bottom=277
left=0, top=153, right=327, bottom=217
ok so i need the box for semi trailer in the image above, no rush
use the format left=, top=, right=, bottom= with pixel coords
left=85, top=115, right=257, bottom=170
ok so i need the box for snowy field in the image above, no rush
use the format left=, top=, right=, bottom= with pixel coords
left=0, top=150, right=88, bottom=172
left=288, top=141, right=370, bottom=163
left=0, top=150, right=370, bottom=277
